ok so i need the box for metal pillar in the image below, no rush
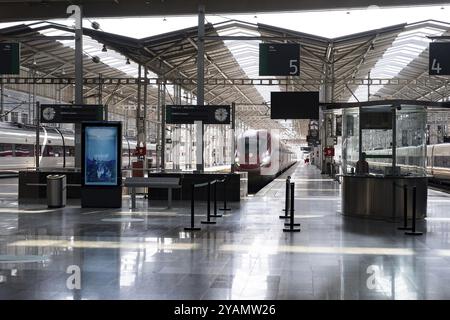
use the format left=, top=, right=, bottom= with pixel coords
left=67, top=5, right=83, bottom=168
left=136, top=65, right=146, bottom=149
left=158, top=80, right=166, bottom=171
left=196, top=4, right=205, bottom=172
left=0, top=75, right=3, bottom=121
left=231, top=102, right=236, bottom=172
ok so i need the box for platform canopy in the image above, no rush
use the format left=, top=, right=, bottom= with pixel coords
left=1, top=0, right=450, bottom=21
left=1, top=18, right=450, bottom=142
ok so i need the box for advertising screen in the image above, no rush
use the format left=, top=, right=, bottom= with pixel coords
left=84, top=126, right=119, bottom=186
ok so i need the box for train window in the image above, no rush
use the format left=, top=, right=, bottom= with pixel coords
left=0, top=143, right=13, bottom=157
left=52, top=146, right=63, bottom=157
left=10, top=112, right=19, bottom=123
left=14, top=144, right=34, bottom=157
left=66, top=147, right=75, bottom=157
left=21, top=113, right=29, bottom=124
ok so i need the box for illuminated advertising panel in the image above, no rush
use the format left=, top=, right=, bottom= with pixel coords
left=82, top=123, right=121, bottom=187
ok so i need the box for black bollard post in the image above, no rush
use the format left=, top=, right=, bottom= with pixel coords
left=280, top=176, right=291, bottom=219
left=405, top=186, right=423, bottom=236
left=185, top=183, right=201, bottom=231
left=219, top=176, right=231, bottom=211
left=283, top=182, right=300, bottom=232
left=202, top=181, right=216, bottom=225
left=398, top=184, right=412, bottom=231
left=210, top=180, right=222, bottom=218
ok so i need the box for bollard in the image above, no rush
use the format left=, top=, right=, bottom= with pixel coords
left=405, top=186, right=423, bottom=236
left=210, top=180, right=222, bottom=218
left=280, top=176, right=291, bottom=219
left=283, top=182, right=301, bottom=232
left=184, top=183, right=201, bottom=231
left=202, top=181, right=216, bottom=225
left=219, top=176, right=231, bottom=211
left=397, top=184, right=412, bottom=231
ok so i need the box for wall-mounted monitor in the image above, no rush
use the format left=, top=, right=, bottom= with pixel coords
left=82, top=122, right=122, bottom=187
left=270, top=91, right=319, bottom=119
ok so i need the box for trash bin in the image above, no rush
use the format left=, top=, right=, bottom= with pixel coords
left=47, top=175, right=66, bottom=208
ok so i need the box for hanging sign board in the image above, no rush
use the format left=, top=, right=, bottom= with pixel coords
left=40, top=104, right=104, bottom=123
left=166, top=105, right=231, bottom=124
left=0, top=43, right=20, bottom=75
left=429, top=42, right=450, bottom=75
left=259, top=43, right=300, bottom=76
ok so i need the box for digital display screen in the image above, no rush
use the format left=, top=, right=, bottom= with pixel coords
left=360, top=111, right=392, bottom=130
left=270, top=91, right=319, bottom=119
left=84, top=126, right=118, bottom=186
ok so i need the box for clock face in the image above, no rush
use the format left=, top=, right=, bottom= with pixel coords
left=214, top=108, right=228, bottom=122
left=42, top=107, right=56, bottom=121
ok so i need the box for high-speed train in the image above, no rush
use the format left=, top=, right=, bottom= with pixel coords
left=346, top=144, right=450, bottom=183
left=235, top=129, right=296, bottom=187
left=0, top=122, right=156, bottom=172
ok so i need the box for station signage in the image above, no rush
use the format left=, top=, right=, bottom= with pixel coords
left=40, top=104, right=104, bottom=123
left=259, top=43, right=300, bottom=76
left=166, top=105, right=231, bottom=124
left=0, top=43, right=20, bottom=75
left=324, top=147, right=335, bottom=157
left=429, top=42, right=450, bottom=75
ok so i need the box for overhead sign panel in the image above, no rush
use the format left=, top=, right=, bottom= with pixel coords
left=270, top=91, right=319, bottom=119
left=259, top=43, right=300, bottom=76
left=429, top=42, right=450, bottom=75
left=0, top=43, right=20, bottom=75
left=40, top=104, right=104, bottom=123
left=166, top=105, right=231, bottom=124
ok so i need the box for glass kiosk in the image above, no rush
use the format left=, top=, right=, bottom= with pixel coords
left=340, top=101, right=428, bottom=220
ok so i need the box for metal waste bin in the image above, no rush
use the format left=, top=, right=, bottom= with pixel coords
left=47, top=175, right=66, bottom=208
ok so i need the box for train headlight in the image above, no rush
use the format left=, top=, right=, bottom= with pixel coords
left=235, top=157, right=240, bottom=163
left=261, top=155, right=271, bottom=167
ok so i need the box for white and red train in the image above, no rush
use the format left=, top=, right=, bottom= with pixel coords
left=234, top=129, right=296, bottom=186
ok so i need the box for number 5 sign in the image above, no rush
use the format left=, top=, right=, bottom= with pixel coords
left=259, top=43, right=300, bottom=76
left=429, top=42, right=450, bottom=75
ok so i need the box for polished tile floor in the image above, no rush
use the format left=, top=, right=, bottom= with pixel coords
left=1, top=164, right=450, bottom=300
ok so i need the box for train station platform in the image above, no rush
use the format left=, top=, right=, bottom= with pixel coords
left=1, top=164, right=450, bottom=299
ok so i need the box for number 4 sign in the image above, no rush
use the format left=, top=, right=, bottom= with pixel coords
left=429, top=42, right=450, bottom=75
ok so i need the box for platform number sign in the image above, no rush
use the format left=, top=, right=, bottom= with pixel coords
left=0, top=43, right=20, bottom=75
left=259, top=43, right=300, bottom=76
left=429, top=42, right=450, bottom=75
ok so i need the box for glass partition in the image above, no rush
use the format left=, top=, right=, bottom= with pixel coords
left=342, top=107, right=359, bottom=174
left=396, top=105, right=427, bottom=176
left=342, top=103, right=427, bottom=177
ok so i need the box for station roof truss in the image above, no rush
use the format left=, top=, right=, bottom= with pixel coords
left=2, top=19, right=450, bottom=143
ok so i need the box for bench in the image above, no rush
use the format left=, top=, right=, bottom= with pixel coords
left=124, top=177, right=181, bottom=209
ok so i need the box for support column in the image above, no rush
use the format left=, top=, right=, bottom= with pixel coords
left=196, top=4, right=205, bottom=172
left=136, top=65, right=146, bottom=149
left=67, top=4, right=84, bottom=168
left=0, top=76, right=3, bottom=121
left=157, top=79, right=166, bottom=171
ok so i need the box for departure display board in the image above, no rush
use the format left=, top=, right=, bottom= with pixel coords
left=166, top=105, right=231, bottom=124
left=270, top=91, right=319, bottom=119
left=259, top=43, right=300, bottom=76
left=40, top=104, right=104, bottom=123
left=0, top=43, right=20, bottom=75
left=429, top=42, right=450, bottom=75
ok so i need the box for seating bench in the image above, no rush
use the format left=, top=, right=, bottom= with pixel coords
left=124, top=177, right=181, bottom=209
